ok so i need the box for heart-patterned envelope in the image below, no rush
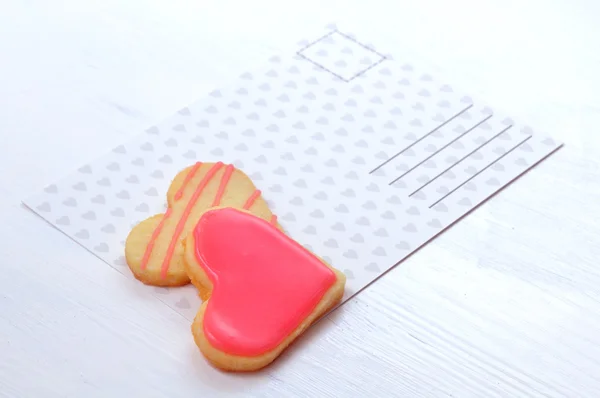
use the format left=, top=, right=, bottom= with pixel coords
left=24, top=24, right=562, bottom=320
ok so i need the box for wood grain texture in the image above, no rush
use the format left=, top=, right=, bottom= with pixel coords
left=2, top=0, right=600, bottom=397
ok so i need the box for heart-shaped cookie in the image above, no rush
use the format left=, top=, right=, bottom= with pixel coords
left=184, top=207, right=345, bottom=371
left=125, top=162, right=278, bottom=287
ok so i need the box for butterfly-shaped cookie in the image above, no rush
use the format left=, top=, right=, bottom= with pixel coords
left=125, top=162, right=278, bottom=287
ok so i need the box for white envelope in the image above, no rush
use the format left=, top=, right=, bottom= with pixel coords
left=24, top=26, right=562, bottom=320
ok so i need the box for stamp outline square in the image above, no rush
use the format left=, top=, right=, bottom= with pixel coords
left=297, top=30, right=387, bottom=82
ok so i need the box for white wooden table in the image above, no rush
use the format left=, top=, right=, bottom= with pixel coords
left=2, top=1, right=600, bottom=396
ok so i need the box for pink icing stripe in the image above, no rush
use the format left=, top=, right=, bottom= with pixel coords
left=242, top=190, right=261, bottom=210
left=140, top=162, right=202, bottom=270
left=212, top=164, right=235, bottom=207
left=140, top=208, right=172, bottom=270
left=174, top=162, right=202, bottom=201
left=160, top=162, right=224, bottom=278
